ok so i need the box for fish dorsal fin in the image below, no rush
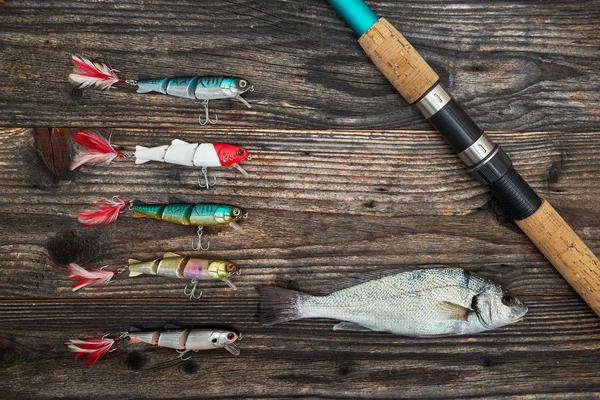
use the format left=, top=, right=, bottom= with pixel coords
left=129, top=326, right=143, bottom=332
left=128, top=258, right=141, bottom=265
left=436, top=301, right=472, bottom=321
left=332, top=321, right=376, bottom=332
left=171, top=139, right=189, bottom=145
left=163, top=323, right=182, bottom=330
left=313, top=268, right=410, bottom=295
left=163, top=252, right=180, bottom=258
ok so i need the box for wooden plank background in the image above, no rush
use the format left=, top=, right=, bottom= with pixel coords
left=1, top=0, right=600, bottom=398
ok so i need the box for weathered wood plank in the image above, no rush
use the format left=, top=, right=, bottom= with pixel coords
left=0, top=0, right=598, bottom=130
left=1, top=298, right=600, bottom=399
left=1, top=127, right=600, bottom=301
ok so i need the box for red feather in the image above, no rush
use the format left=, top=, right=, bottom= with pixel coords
left=68, top=55, right=125, bottom=90
left=77, top=197, right=129, bottom=227
left=66, top=337, right=121, bottom=367
left=70, top=130, right=123, bottom=170
left=67, top=263, right=116, bottom=291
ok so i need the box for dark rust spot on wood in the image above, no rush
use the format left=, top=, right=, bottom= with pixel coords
left=125, top=352, right=147, bottom=371
left=47, top=231, right=101, bottom=265
left=34, top=128, right=73, bottom=178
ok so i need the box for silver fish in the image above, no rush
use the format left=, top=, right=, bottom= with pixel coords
left=258, top=268, right=527, bottom=337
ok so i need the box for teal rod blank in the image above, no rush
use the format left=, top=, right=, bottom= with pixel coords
left=326, top=0, right=379, bottom=37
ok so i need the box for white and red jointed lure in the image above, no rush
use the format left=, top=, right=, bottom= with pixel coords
left=70, top=130, right=251, bottom=188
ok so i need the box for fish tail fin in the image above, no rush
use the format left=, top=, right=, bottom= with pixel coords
left=258, top=286, right=307, bottom=326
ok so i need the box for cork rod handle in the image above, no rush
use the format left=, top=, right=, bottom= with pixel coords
left=358, top=18, right=438, bottom=104
left=516, top=200, right=600, bottom=314
left=358, top=17, right=600, bottom=316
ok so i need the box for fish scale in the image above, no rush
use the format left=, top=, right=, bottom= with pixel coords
left=259, top=268, right=528, bottom=337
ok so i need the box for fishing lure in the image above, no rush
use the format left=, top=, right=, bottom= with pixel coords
left=66, top=252, right=241, bottom=298
left=68, top=55, right=254, bottom=125
left=70, top=130, right=252, bottom=188
left=66, top=323, right=241, bottom=367
left=78, top=197, right=246, bottom=250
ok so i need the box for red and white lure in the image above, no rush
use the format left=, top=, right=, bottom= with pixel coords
left=70, top=129, right=251, bottom=189
left=68, top=55, right=254, bottom=125
left=66, top=324, right=241, bottom=367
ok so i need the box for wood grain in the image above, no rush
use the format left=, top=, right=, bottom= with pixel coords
left=359, top=18, right=439, bottom=104
left=1, top=0, right=600, bottom=397
left=1, top=298, right=600, bottom=399
left=2, top=126, right=600, bottom=397
left=517, top=199, right=600, bottom=317
left=0, top=0, right=598, bottom=130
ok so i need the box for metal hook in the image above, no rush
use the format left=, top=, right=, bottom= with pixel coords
left=191, top=226, right=210, bottom=251
left=199, top=99, right=218, bottom=125
left=197, top=167, right=217, bottom=189
left=176, top=349, right=192, bottom=361
left=183, top=279, right=203, bottom=299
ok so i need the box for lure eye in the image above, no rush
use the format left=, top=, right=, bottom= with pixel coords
left=227, top=333, right=235, bottom=341
left=232, top=208, right=241, bottom=217
left=239, top=80, right=247, bottom=88
left=237, top=149, right=244, bottom=156
left=212, top=338, right=217, bottom=343
left=226, top=263, right=235, bottom=272
left=501, top=295, right=515, bottom=306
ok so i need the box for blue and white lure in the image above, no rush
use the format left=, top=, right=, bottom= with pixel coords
left=68, top=55, right=254, bottom=125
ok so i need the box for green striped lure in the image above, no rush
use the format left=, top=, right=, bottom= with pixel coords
left=68, top=55, right=254, bottom=125
left=77, top=197, right=247, bottom=250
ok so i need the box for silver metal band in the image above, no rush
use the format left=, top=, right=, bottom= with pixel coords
left=416, top=84, right=452, bottom=119
left=457, top=134, right=497, bottom=167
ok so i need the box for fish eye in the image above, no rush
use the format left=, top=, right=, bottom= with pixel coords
left=211, top=338, right=217, bottom=343
left=232, top=208, right=241, bottom=217
left=237, top=149, right=244, bottom=155
left=502, top=295, right=515, bottom=306
left=226, top=263, right=235, bottom=272
left=239, top=80, right=247, bottom=88
left=227, top=333, right=235, bottom=340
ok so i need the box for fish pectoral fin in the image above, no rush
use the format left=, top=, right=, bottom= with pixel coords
left=163, top=323, right=183, bottom=330
left=332, top=321, right=375, bottom=332
left=170, top=139, right=190, bottom=145
left=436, top=301, right=472, bottom=321
left=128, top=270, right=143, bottom=277
left=163, top=252, right=180, bottom=258
left=128, top=258, right=141, bottom=265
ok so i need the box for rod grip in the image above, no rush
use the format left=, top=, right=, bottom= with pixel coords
left=516, top=199, right=600, bottom=314
left=358, top=18, right=439, bottom=104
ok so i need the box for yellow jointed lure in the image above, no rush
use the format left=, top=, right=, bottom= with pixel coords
left=67, top=252, right=241, bottom=299
left=77, top=197, right=247, bottom=250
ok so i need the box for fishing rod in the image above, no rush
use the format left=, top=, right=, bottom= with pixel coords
left=325, top=0, right=600, bottom=316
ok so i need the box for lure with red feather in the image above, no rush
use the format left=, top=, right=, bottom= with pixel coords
left=66, top=326, right=241, bottom=367
left=67, top=55, right=254, bottom=125
left=69, top=129, right=251, bottom=188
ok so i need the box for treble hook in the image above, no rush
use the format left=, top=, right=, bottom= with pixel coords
left=176, top=349, right=192, bottom=361
left=191, top=226, right=210, bottom=251
left=183, top=279, right=203, bottom=300
left=199, top=99, right=218, bottom=125
left=198, top=167, right=217, bottom=189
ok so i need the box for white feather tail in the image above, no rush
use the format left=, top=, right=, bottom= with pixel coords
left=69, top=55, right=124, bottom=90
